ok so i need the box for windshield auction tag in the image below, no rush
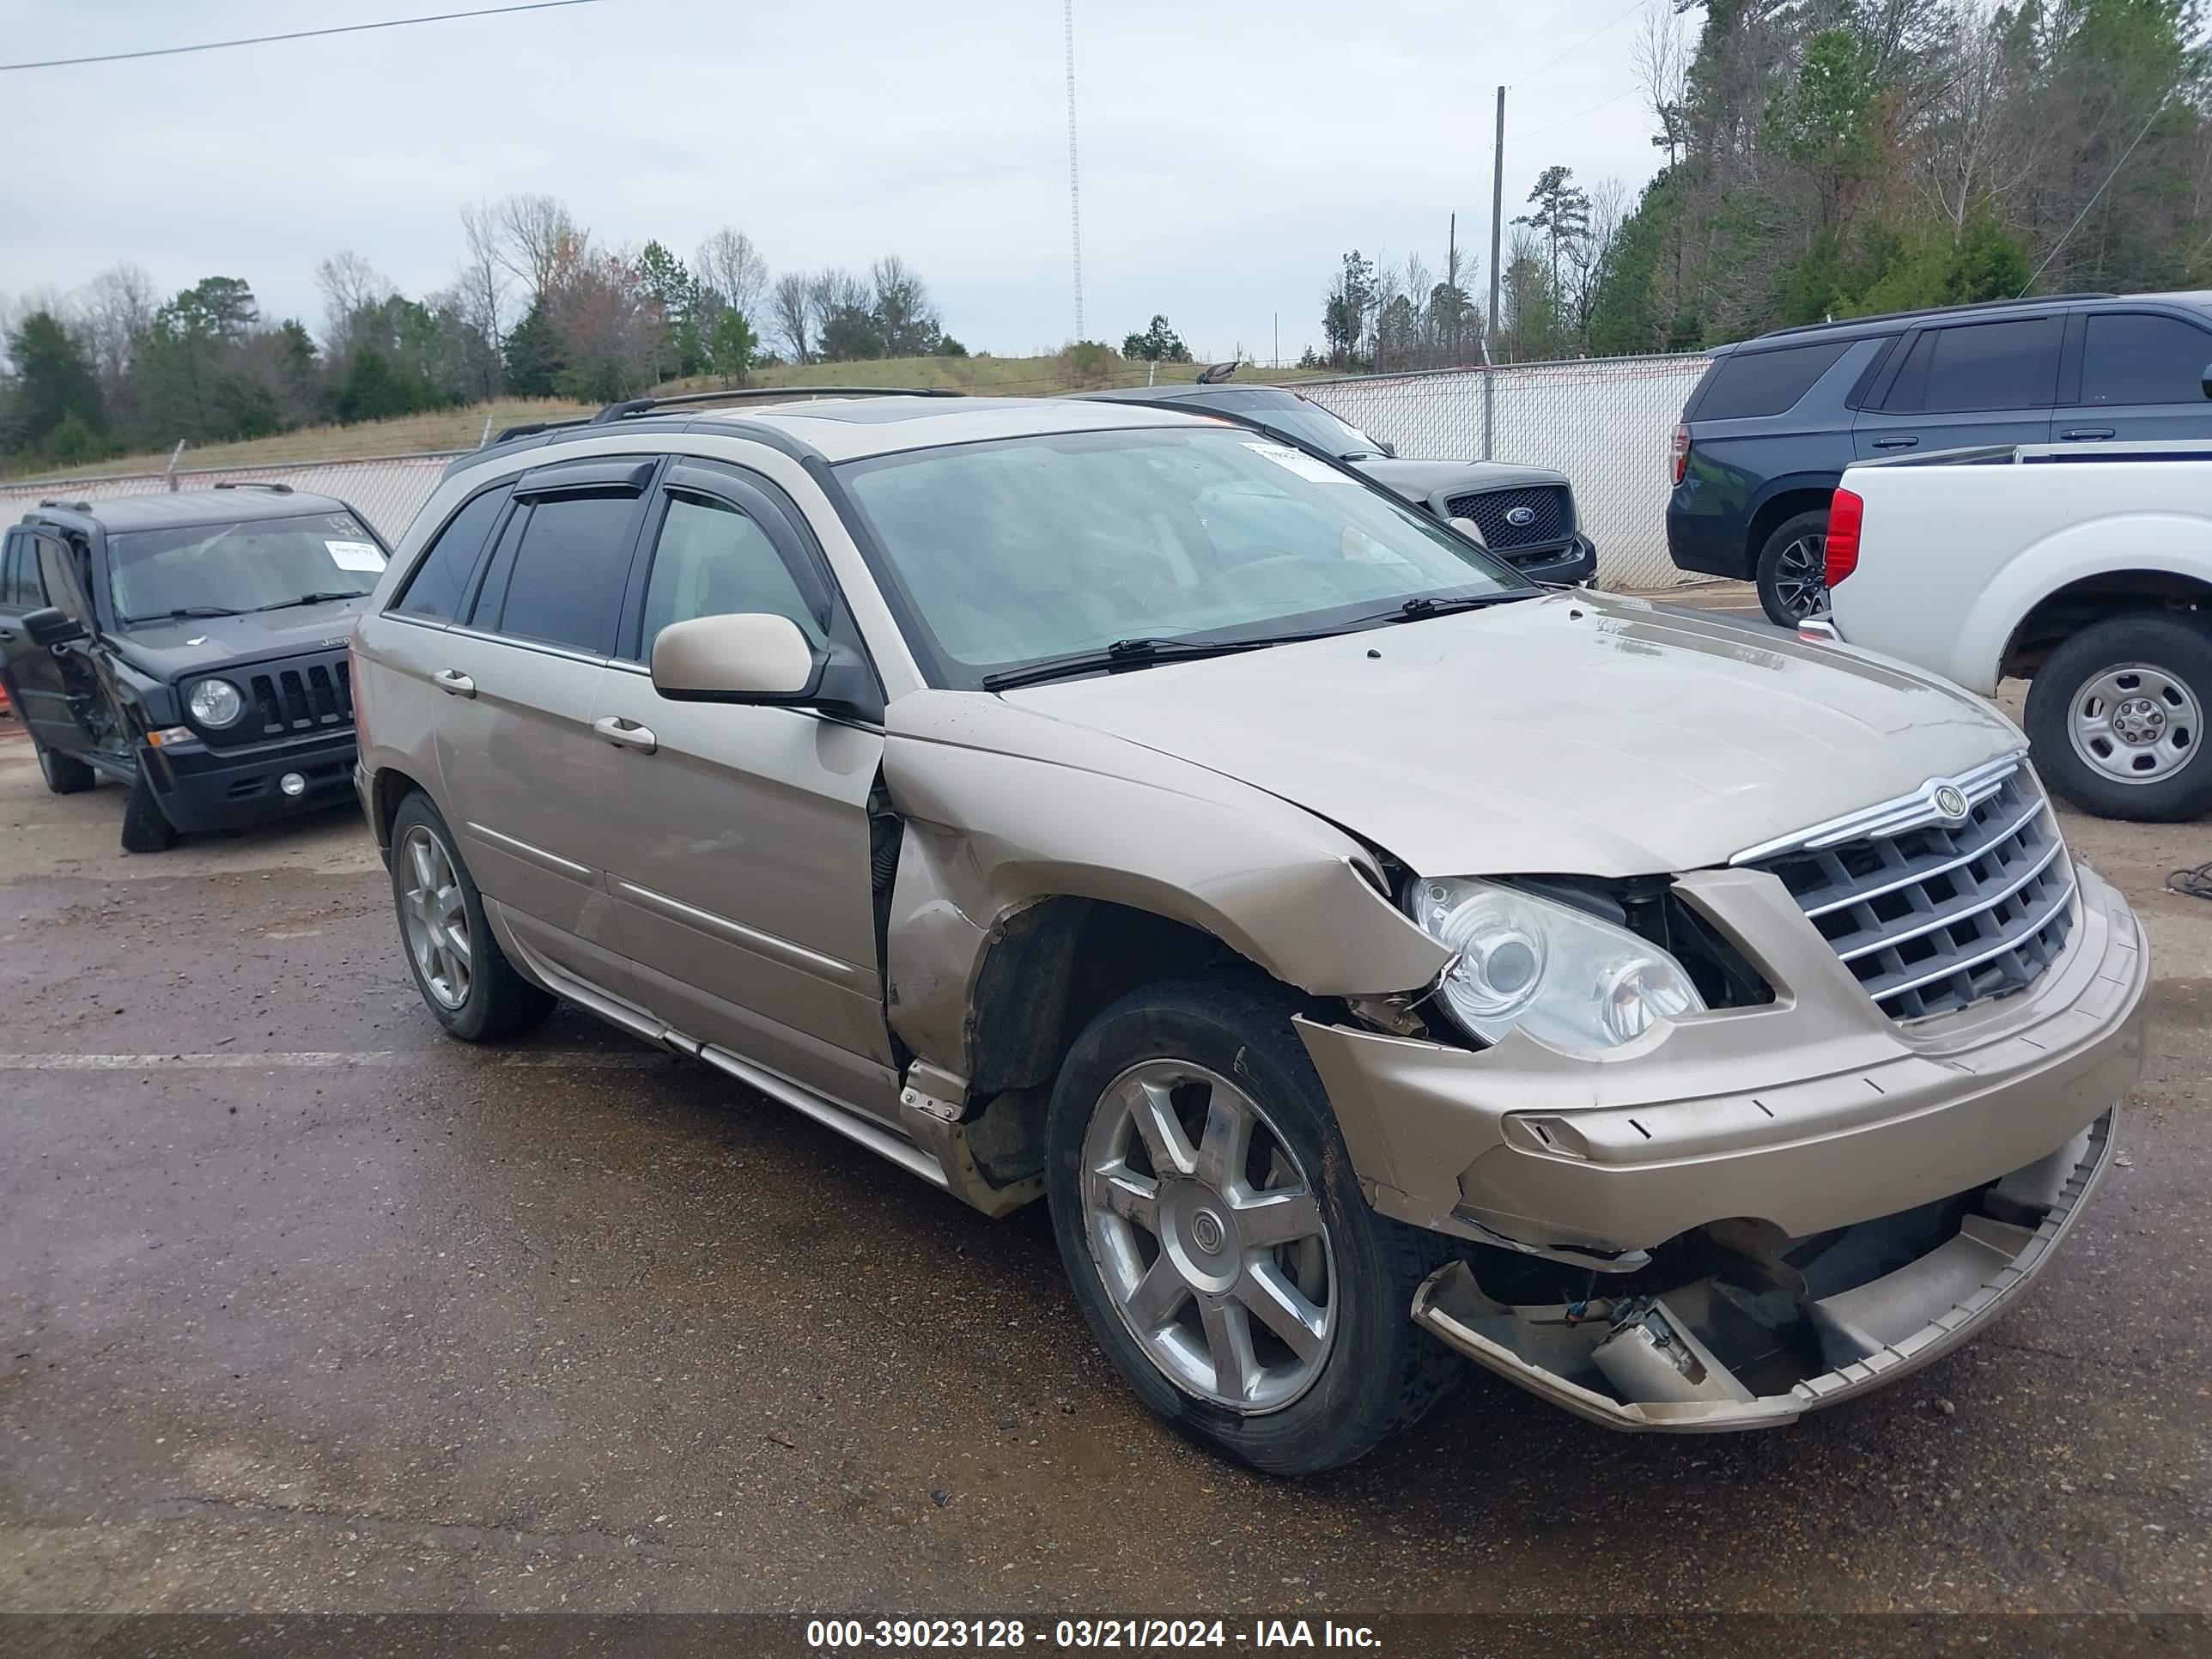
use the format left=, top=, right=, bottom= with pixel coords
left=325, top=539, right=386, bottom=572
left=1242, top=441, right=1356, bottom=483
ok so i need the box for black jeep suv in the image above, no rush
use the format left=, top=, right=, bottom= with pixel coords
left=1667, top=290, right=2212, bottom=623
left=0, top=486, right=387, bottom=851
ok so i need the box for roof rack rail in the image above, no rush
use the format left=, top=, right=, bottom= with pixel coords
left=1761, top=292, right=2114, bottom=339
left=492, top=385, right=966, bottom=445
left=210, top=480, right=294, bottom=494
left=37, top=498, right=93, bottom=512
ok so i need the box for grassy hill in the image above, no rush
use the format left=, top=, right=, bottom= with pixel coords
left=23, top=353, right=1327, bottom=480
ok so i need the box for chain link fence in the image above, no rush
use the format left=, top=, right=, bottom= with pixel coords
left=1294, top=354, right=1714, bottom=591
left=0, top=453, right=463, bottom=547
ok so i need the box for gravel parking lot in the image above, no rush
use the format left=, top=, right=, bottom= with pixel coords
left=3, top=676, right=2209, bottom=1626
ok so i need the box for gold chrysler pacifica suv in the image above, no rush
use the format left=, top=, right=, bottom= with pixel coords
left=353, top=390, right=2146, bottom=1474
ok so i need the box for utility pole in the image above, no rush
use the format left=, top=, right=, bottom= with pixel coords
left=1064, top=0, right=1084, bottom=343
left=1446, top=211, right=1458, bottom=364
left=1484, top=84, right=1505, bottom=459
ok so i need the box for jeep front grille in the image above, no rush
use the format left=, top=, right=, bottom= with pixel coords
left=1443, top=484, right=1571, bottom=553
left=239, top=652, right=353, bottom=740
left=1740, top=756, right=2075, bottom=1021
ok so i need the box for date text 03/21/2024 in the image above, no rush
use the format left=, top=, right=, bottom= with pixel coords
left=805, top=1618, right=1383, bottom=1650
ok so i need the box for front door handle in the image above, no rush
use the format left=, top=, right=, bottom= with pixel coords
left=1872, top=436, right=1919, bottom=450
left=2061, top=427, right=2116, bottom=441
left=432, top=669, right=476, bottom=698
left=0, top=627, right=16, bottom=643
left=592, top=715, right=657, bottom=754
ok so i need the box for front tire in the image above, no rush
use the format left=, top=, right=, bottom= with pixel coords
left=388, top=791, right=556, bottom=1041
left=118, top=766, right=178, bottom=853
left=2025, top=614, right=2212, bottom=822
left=34, top=738, right=95, bottom=796
left=1755, top=509, right=1829, bottom=624
left=1044, top=976, right=1461, bottom=1475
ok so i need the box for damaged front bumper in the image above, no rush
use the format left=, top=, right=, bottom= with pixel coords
left=1295, top=860, right=2147, bottom=1429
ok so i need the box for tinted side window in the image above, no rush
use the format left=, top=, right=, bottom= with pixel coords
left=1, top=536, right=33, bottom=607
left=481, top=492, right=641, bottom=655
left=639, top=493, right=823, bottom=659
left=394, top=484, right=510, bottom=622
left=2082, top=313, right=2212, bottom=405
left=1689, top=340, right=1852, bottom=420
left=1887, top=318, right=2061, bottom=413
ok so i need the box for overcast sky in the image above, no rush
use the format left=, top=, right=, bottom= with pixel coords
left=2, top=0, right=1671, bottom=362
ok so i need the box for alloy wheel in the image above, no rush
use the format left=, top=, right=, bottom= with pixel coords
left=1079, top=1060, right=1336, bottom=1413
left=399, top=824, right=472, bottom=1010
left=1769, top=533, right=1827, bottom=621
left=2069, top=662, right=2200, bottom=785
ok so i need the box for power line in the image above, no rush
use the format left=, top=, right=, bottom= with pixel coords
left=2018, top=91, right=2174, bottom=295
left=1511, top=0, right=1648, bottom=89
left=1504, top=87, right=1638, bottom=143
left=0, top=0, right=619, bottom=74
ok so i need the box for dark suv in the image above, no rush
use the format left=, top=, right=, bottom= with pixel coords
left=0, top=486, right=387, bottom=851
left=1667, top=291, right=2212, bottom=623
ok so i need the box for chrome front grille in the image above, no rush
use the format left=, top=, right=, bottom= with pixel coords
left=1740, top=756, right=2075, bottom=1021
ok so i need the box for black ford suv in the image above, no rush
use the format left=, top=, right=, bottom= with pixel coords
left=1667, top=290, right=2212, bottom=623
left=1085, top=381, right=1598, bottom=584
left=0, top=486, right=386, bottom=851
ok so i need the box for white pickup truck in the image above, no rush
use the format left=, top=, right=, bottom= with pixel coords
left=1818, top=438, right=2212, bottom=821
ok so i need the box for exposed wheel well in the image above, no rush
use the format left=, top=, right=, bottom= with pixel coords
left=369, top=765, right=430, bottom=855
left=2001, top=570, right=2212, bottom=680
left=1745, top=489, right=1834, bottom=567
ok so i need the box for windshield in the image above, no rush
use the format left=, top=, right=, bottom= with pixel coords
left=108, top=510, right=386, bottom=623
left=1250, top=399, right=1389, bottom=459
left=838, top=427, right=1528, bottom=688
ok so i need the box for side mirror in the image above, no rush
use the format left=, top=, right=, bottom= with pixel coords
left=2202, top=362, right=2211, bottom=399
left=652, top=612, right=819, bottom=702
left=23, top=606, right=86, bottom=648
left=1448, top=515, right=1486, bottom=546
left=1376, top=438, right=1397, bottom=458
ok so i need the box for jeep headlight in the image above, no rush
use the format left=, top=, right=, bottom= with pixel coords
left=187, top=677, right=244, bottom=728
left=1411, top=878, right=1705, bottom=1054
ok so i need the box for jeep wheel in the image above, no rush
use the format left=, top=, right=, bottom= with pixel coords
left=118, top=767, right=178, bottom=853
left=389, top=791, right=556, bottom=1041
left=34, top=738, right=95, bottom=796
left=1755, top=510, right=1830, bottom=625
left=2025, top=614, right=2212, bottom=822
left=1045, top=976, right=1461, bottom=1475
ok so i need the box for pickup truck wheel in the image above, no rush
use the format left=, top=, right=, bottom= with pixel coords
left=2027, top=616, right=2212, bottom=822
left=388, top=791, right=556, bottom=1041
left=1045, top=976, right=1462, bottom=1475
left=1755, top=510, right=1829, bottom=624
left=34, top=738, right=95, bottom=796
left=118, top=767, right=178, bottom=853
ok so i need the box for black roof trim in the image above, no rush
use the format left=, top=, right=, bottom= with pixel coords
left=438, top=410, right=826, bottom=488
left=492, top=385, right=965, bottom=446
left=1754, top=293, right=2113, bottom=343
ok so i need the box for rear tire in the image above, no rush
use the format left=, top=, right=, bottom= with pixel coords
left=34, top=738, right=95, bottom=796
left=1755, top=510, right=1829, bottom=625
left=1044, top=975, right=1462, bottom=1475
left=118, top=766, right=178, bottom=853
left=388, top=791, right=556, bottom=1042
left=2025, top=614, right=2212, bottom=823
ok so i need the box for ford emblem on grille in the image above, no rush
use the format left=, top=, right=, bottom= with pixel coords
left=1932, top=783, right=1970, bottom=821
left=1504, top=505, right=1536, bottom=528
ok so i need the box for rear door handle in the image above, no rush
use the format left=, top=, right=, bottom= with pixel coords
left=2061, top=427, right=2115, bottom=441
left=1872, top=436, right=1919, bottom=450
left=592, top=715, right=657, bottom=754
left=432, top=669, right=476, bottom=698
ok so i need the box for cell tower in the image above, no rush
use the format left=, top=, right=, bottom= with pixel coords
left=1064, top=0, right=1083, bottom=341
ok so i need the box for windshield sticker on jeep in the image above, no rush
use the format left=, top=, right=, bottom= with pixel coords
left=1242, top=441, right=1356, bottom=483
left=325, top=540, right=386, bottom=572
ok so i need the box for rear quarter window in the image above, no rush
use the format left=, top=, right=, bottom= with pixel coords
left=392, top=483, right=511, bottom=623
left=1687, top=340, right=1853, bottom=420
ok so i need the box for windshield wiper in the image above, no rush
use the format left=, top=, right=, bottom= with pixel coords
left=252, top=591, right=368, bottom=612
left=121, top=605, right=246, bottom=623
left=1385, top=591, right=1539, bottom=623
left=981, top=634, right=1311, bottom=691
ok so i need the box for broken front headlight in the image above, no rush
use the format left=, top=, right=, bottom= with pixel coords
left=1409, top=878, right=1705, bottom=1054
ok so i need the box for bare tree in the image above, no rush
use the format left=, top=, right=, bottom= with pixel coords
left=694, top=228, right=769, bottom=319
left=869, top=254, right=942, bottom=356
left=78, top=263, right=157, bottom=406
left=769, top=270, right=813, bottom=362
left=454, top=201, right=509, bottom=391
left=493, top=193, right=577, bottom=303
left=313, top=250, right=391, bottom=356
left=1635, top=1, right=1692, bottom=170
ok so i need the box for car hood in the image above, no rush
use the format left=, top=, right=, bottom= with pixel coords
left=1354, top=457, right=1569, bottom=506
left=110, top=597, right=368, bottom=681
left=997, top=591, right=2023, bottom=877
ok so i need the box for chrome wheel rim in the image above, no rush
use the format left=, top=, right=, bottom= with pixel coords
left=398, top=824, right=472, bottom=1010
left=1768, top=534, right=1826, bottom=620
left=1080, top=1060, right=1336, bottom=1413
left=2068, top=662, right=2200, bottom=785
